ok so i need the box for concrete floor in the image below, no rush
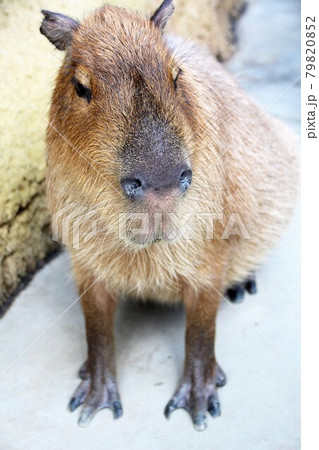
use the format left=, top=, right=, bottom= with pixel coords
left=0, top=1, right=300, bottom=449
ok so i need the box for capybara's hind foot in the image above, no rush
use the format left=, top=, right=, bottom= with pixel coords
left=226, top=273, right=257, bottom=303
left=69, top=369, right=123, bottom=427
left=164, top=364, right=226, bottom=431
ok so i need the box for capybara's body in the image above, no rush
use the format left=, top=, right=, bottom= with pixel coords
left=41, top=0, right=299, bottom=431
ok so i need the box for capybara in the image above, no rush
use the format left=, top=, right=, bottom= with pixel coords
left=40, top=0, right=299, bottom=431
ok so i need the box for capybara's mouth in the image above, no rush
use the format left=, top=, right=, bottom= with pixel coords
left=124, top=232, right=176, bottom=247
left=119, top=210, right=182, bottom=247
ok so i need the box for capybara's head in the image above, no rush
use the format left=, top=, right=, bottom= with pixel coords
left=41, top=1, right=205, bottom=248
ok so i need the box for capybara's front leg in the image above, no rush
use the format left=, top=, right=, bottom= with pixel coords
left=68, top=280, right=122, bottom=427
left=164, top=286, right=226, bottom=431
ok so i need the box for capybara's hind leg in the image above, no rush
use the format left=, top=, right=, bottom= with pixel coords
left=68, top=280, right=122, bottom=427
left=226, top=273, right=257, bottom=303
left=164, top=286, right=226, bottom=431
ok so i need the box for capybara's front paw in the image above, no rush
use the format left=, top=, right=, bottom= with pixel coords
left=164, top=364, right=226, bottom=431
left=68, top=371, right=123, bottom=427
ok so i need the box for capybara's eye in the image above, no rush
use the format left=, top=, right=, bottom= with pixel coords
left=71, top=77, right=92, bottom=103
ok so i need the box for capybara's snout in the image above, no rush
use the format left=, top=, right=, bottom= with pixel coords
left=119, top=109, right=193, bottom=203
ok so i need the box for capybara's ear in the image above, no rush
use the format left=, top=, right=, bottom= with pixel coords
left=150, top=0, right=174, bottom=30
left=40, top=10, right=79, bottom=51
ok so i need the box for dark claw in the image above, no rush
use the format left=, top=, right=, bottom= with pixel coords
left=245, top=278, right=257, bottom=295
left=227, top=285, right=245, bottom=303
left=112, top=401, right=123, bottom=419
left=164, top=399, right=176, bottom=419
left=68, top=379, right=89, bottom=412
left=69, top=396, right=84, bottom=412
left=207, top=399, right=221, bottom=417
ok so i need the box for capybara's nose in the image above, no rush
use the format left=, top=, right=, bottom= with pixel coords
left=121, top=165, right=192, bottom=201
left=121, top=178, right=144, bottom=201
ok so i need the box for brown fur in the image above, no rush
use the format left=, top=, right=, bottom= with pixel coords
left=42, top=1, right=299, bottom=430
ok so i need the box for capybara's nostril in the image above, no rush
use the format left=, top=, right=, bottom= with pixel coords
left=121, top=177, right=143, bottom=200
left=180, top=168, right=192, bottom=193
